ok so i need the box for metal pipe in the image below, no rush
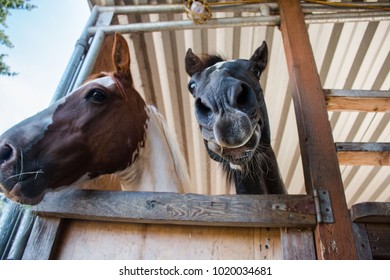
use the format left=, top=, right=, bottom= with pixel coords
left=88, top=9, right=390, bottom=35
left=88, top=15, right=280, bottom=34
left=73, top=29, right=106, bottom=89
left=305, top=11, right=390, bottom=24
left=94, top=3, right=390, bottom=15
left=95, top=3, right=278, bottom=14
left=51, top=5, right=100, bottom=103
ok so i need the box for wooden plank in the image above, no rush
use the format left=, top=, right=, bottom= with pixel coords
left=325, top=89, right=390, bottom=112
left=22, top=217, right=61, bottom=260
left=255, top=227, right=282, bottom=260
left=280, top=227, right=316, bottom=260
left=352, top=223, right=373, bottom=260
left=53, top=220, right=282, bottom=260
left=32, top=189, right=316, bottom=228
left=350, top=202, right=390, bottom=223
left=278, top=0, right=358, bottom=259
left=366, top=223, right=390, bottom=259
left=336, top=142, right=390, bottom=166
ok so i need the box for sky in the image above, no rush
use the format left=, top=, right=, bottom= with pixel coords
left=0, top=0, right=91, bottom=134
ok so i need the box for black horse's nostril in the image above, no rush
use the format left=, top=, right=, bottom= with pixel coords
left=0, top=144, right=14, bottom=164
left=195, top=98, right=213, bottom=123
left=231, top=83, right=254, bottom=112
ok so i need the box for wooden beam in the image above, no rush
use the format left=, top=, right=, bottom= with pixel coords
left=336, top=142, right=390, bottom=166
left=32, top=189, right=316, bottom=228
left=325, top=89, right=390, bottom=112
left=278, top=0, right=358, bottom=259
left=350, top=202, right=390, bottom=224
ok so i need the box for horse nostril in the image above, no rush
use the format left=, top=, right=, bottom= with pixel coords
left=0, top=144, right=14, bottom=164
left=195, top=98, right=213, bottom=122
left=232, top=84, right=254, bottom=112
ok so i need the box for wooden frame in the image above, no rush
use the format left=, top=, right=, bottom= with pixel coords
left=23, top=190, right=317, bottom=259
left=278, top=0, right=358, bottom=259
left=351, top=202, right=390, bottom=259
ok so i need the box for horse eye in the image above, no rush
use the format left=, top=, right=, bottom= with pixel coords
left=86, top=90, right=107, bottom=104
left=188, top=81, right=197, bottom=94
left=252, top=67, right=261, bottom=79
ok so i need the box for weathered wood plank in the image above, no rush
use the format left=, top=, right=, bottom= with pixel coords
left=53, top=221, right=283, bottom=260
left=366, top=223, right=390, bottom=259
left=22, top=217, right=61, bottom=260
left=278, top=0, right=358, bottom=259
left=280, top=227, right=316, bottom=260
left=325, top=89, right=390, bottom=112
left=337, top=142, right=390, bottom=166
left=255, top=227, right=282, bottom=260
left=32, top=189, right=316, bottom=228
left=350, top=202, right=390, bottom=223
left=352, top=223, right=373, bottom=260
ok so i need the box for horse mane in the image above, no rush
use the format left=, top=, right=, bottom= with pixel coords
left=201, top=54, right=225, bottom=68
left=146, top=106, right=191, bottom=192
left=188, top=54, right=225, bottom=74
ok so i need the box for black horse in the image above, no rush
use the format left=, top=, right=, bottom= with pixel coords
left=185, top=42, right=286, bottom=194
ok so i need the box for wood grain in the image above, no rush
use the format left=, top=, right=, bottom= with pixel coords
left=325, top=89, right=390, bottom=112
left=336, top=143, right=390, bottom=166
left=350, top=202, right=390, bottom=223
left=352, top=223, right=373, bottom=260
left=53, top=220, right=284, bottom=260
left=22, top=217, right=61, bottom=260
left=366, top=223, right=390, bottom=259
left=32, top=189, right=316, bottom=228
left=278, top=0, right=358, bottom=259
left=280, top=227, right=316, bottom=260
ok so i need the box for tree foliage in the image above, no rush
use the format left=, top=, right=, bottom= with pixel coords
left=0, top=0, right=35, bottom=76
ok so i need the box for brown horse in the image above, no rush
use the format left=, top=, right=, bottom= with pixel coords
left=0, top=33, right=190, bottom=205
left=185, top=43, right=286, bottom=195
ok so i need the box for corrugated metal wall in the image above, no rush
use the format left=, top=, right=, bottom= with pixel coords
left=89, top=0, right=389, bottom=207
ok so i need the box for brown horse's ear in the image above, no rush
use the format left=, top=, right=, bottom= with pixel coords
left=185, top=48, right=203, bottom=76
left=112, top=32, right=131, bottom=77
left=249, top=41, right=268, bottom=73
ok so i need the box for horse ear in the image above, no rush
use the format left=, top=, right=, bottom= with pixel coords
left=250, top=41, right=268, bottom=72
left=112, top=32, right=131, bottom=77
left=185, top=48, right=203, bottom=76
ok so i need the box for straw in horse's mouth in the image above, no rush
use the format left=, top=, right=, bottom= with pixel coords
left=5, top=169, right=44, bottom=182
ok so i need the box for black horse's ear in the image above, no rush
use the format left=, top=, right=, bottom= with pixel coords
left=249, top=41, right=268, bottom=73
left=185, top=48, right=203, bottom=76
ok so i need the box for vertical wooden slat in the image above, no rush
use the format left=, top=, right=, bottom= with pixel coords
left=278, top=0, right=358, bottom=259
left=352, top=223, right=373, bottom=260
left=280, top=228, right=316, bottom=260
left=22, top=217, right=61, bottom=260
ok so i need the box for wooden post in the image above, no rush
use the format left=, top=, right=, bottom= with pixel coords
left=278, top=0, right=358, bottom=259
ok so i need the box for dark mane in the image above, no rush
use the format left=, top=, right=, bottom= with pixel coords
left=200, top=54, right=225, bottom=68
left=185, top=50, right=225, bottom=75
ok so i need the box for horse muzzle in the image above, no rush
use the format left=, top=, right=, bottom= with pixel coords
left=0, top=143, right=45, bottom=205
left=207, top=123, right=261, bottom=165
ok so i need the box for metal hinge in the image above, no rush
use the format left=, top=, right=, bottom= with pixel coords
left=313, top=189, right=334, bottom=223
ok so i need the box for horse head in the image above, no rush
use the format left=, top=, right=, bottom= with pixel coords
left=0, top=33, right=160, bottom=204
left=185, top=43, right=286, bottom=194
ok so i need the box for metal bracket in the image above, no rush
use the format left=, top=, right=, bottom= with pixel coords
left=313, top=189, right=334, bottom=223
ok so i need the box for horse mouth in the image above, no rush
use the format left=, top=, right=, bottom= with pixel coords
left=208, top=124, right=260, bottom=165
